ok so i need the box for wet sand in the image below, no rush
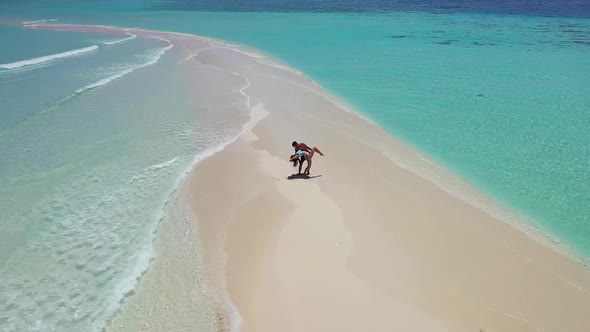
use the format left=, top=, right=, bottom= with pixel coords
left=37, top=24, right=590, bottom=332
left=185, top=36, right=590, bottom=332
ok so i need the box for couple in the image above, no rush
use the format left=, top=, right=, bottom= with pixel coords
left=290, top=141, right=324, bottom=176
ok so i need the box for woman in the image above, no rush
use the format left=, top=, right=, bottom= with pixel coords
left=290, top=146, right=324, bottom=175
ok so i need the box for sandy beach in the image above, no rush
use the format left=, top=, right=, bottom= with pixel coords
left=34, top=24, right=590, bottom=331
left=185, top=37, right=590, bottom=332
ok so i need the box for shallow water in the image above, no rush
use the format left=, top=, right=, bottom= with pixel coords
left=95, top=9, right=590, bottom=257
left=1, top=0, right=589, bottom=330
left=0, top=27, right=250, bottom=330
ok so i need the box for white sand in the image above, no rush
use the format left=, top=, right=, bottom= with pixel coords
left=36, top=24, right=590, bottom=332
left=186, top=40, right=590, bottom=332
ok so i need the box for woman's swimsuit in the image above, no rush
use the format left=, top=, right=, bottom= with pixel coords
left=296, top=150, right=305, bottom=161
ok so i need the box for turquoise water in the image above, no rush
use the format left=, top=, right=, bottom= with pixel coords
left=86, top=10, right=590, bottom=255
left=1, top=0, right=589, bottom=330
left=0, top=16, right=249, bottom=331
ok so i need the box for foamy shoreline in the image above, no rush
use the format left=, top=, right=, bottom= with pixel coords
left=177, top=26, right=590, bottom=332
left=33, top=23, right=590, bottom=332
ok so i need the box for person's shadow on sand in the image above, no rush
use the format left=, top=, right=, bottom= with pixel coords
left=287, top=173, right=322, bottom=180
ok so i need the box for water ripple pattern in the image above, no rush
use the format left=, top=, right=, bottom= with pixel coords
left=0, top=28, right=251, bottom=331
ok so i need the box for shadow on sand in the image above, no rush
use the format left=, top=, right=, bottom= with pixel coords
left=287, top=173, right=322, bottom=180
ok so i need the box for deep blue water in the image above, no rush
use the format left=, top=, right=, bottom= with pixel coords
left=1, top=0, right=589, bottom=18
left=150, top=0, right=590, bottom=17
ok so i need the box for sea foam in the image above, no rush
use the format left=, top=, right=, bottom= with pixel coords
left=0, top=45, right=98, bottom=70
left=103, top=33, right=137, bottom=45
left=0, top=41, right=175, bottom=137
left=21, top=18, right=59, bottom=25
left=75, top=42, right=173, bottom=94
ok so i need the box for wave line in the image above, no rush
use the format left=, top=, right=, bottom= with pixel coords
left=0, top=42, right=174, bottom=137
left=75, top=42, right=173, bottom=94
left=22, top=19, right=58, bottom=25
left=103, top=33, right=137, bottom=46
left=0, top=45, right=98, bottom=70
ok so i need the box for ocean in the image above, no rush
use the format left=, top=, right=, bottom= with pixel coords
left=1, top=0, right=589, bottom=330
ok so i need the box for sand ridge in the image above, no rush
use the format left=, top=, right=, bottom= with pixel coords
left=32, top=23, right=590, bottom=332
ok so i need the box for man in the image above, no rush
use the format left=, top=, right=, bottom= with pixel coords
left=291, top=141, right=324, bottom=175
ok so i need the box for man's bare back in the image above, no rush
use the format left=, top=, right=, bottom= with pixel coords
left=294, top=142, right=312, bottom=153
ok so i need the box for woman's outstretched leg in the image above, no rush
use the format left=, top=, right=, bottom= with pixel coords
left=304, top=148, right=323, bottom=175
left=308, top=147, right=324, bottom=158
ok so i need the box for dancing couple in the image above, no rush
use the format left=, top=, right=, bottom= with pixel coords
left=289, top=141, right=324, bottom=175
